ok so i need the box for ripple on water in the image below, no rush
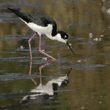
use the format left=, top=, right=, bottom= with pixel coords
left=61, top=64, right=106, bottom=70
left=0, top=73, right=39, bottom=82
left=77, top=42, right=97, bottom=45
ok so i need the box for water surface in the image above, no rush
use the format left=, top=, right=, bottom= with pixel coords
left=0, top=0, right=110, bottom=110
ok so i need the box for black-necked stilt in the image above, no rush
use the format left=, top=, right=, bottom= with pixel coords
left=21, top=68, right=72, bottom=102
left=7, top=7, right=75, bottom=58
left=7, top=7, right=74, bottom=85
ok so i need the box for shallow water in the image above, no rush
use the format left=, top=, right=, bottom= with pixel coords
left=0, top=0, right=110, bottom=110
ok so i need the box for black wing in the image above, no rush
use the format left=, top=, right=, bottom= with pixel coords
left=8, top=7, right=57, bottom=36
left=7, top=7, right=33, bottom=23
left=40, top=16, right=57, bottom=36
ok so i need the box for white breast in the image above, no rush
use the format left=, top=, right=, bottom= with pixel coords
left=27, top=22, right=53, bottom=36
left=20, top=18, right=53, bottom=37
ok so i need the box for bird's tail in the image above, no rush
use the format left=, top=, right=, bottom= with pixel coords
left=7, top=7, right=20, bottom=13
left=7, top=7, right=32, bottom=23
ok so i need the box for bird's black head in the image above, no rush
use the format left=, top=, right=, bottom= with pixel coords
left=56, top=31, right=75, bottom=54
left=60, top=79, right=69, bottom=88
left=58, top=31, right=68, bottom=39
left=57, top=31, right=68, bottom=41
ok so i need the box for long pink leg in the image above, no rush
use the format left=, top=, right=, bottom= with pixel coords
left=39, top=35, right=56, bottom=84
left=39, top=35, right=56, bottom=61
left=28, top=33, right=37, bottom=85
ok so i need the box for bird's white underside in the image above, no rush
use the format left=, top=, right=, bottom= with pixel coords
left=20, top=18, right=54, bottom=38
left=21, top=75, right=68, bottom=101
left=20, top=18, right=67, bottom=43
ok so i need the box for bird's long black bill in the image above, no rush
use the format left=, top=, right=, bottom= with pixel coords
left=67, top=42, right=75, bottom=55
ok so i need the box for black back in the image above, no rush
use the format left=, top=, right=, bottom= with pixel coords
left=7, top=7, right=57, bottom=36
left=7, top=7, right=33, bottom=23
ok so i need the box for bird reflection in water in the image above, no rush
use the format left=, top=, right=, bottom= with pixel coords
left=29, top=58, right=55, bottom=85
left=29, top=33, right=55, bottom=85
left=21, top=68, right=72, bottom=103
left=7, top=7, right=74, bottom=85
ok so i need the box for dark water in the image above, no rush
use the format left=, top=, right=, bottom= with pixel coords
left=0, top=0, right=110, bottom=110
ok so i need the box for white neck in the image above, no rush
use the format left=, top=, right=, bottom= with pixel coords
left=45, top=33, right=66, bottom=43
left=45, top=33, right=56, bottom=40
